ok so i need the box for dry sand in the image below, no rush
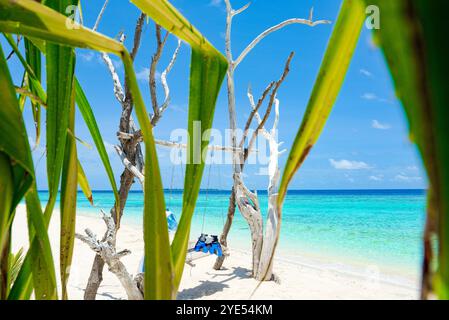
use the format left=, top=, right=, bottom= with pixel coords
left=11, top=205, right=419, bottom=300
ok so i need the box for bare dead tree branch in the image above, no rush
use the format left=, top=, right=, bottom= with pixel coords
left=101, top=53, right=126, bottom=103
left=84, top=4, right=149, bottom=300
left=118, top=131, right=252, bottom=154
left=130, top=13, right=147, bottom=61
left=114, top=146, right=145, bottom=185
left=234, top=8, right=330, bottom=68
left=245, top=52, right=294, bottom=159
left=151, top=39, right=182, bottom=126
left=149, top=24, right=170, bottom=116
left=156, top=40, right=182, bottom=117
left=216, top=0, right=328, bottom=273
left=84, top=5, right=181, bottom=299
left=93, top=0, right=110, bottom=32
left=76, top=211, right=143, bottom=300
left=239, top=81, right=275, bottom=149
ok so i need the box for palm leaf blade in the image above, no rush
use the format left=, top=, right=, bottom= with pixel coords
left=131, top=0, right=228, bottom=297
left=74, top=79, right=120, bottom=212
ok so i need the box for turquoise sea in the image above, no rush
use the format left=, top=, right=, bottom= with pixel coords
left=37, top=189, right=426, bottom=280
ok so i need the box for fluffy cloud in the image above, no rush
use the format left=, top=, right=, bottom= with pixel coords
left=329, top=159, right=372, bottom=170
left=136, top=68, right=161, bottom=82
left=136, top=67, right=150, bottom=81
left=361, top=93, right=378, bottom=100
left=361, top=93, right=391, bottom=104
left=209, top=0, right=221, bottom=7
left=103, top=141, right=116, bottom=156
left=372, top=120, right=391, bottom=130
left=79, top=51, right=95, bottom=62
left=360, top=69, right=373, bottom=77
left=369, top=175, right=384, bottom=181
left=394, top=174, right=422, bottom=182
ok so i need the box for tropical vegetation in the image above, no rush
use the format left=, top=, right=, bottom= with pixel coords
left=0, top=0, right=447, bottom=300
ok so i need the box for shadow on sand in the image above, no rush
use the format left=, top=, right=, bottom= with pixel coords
left=177, top=267, right=252, bottom=300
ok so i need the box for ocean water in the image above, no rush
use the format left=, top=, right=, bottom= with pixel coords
left=37, top=189, right=426, bottom=279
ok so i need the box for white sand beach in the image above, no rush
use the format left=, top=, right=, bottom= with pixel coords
left=11, top=205, right=419, bottom=300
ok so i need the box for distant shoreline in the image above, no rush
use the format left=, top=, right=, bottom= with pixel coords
left=37, top=188, right=427, bottom=193
left=11, top=205, right=418, bottom=299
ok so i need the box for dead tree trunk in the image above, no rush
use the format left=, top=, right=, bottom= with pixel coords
left=83, top=3, right=181, bottom=299
left=234, top=94, right=285, bottom=280
left=83, top=9, right=145, bottom=299
left=213, top=188, right=236, bottom=270
left=76, top=212, right=144, bottom=300
left=84, top=160, right=136, bottom=299
left=234, top=177, right=263, bottom=276
left=214, top=0, right=329, bottom=272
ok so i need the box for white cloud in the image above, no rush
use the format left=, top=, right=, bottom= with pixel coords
left=361, top=93, right=392, bottom=104
left=103, top=141, right=116, bottom=156
left=136, top=67, right=150, bottom=81
left=372, top=120, right=391, bottom=130
left=136, top=68, right=161, bottom=82
left=369, top=175, right=384, bottom=181
left=329, top=159, right=372, bottom=170
left=394, top=174, right=422, bottom=182
left=209, top=0, right=222, bottom=7
left=360, top=69, right=373, bottom=77
left=407, top=166, right=418, bottom=171
left=79, top=52, right=94, bottom=62
left=361, top=93, right=378, bottom=100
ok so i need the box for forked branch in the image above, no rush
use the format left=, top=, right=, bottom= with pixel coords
left=225, top=0, right=330, bottom=68
left=151, top=38, right=182, bottom=126
left=76, top=212, right=143, bottom=300
left=243, top=52, right=294, bottom=158
left=234, top=8, right=330, bottom=68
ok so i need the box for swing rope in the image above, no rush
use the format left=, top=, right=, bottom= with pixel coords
left=217, top=156, right=225, bottom=226
left=168, top=160, right=176, bottom=209
left=169, top=148, right=185, bottom=211
left=201, top=150, right=214, bottom=233
left=193, top=149, right=224, bottom=258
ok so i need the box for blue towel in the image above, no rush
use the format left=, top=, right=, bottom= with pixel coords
left=166, top=210, right=178, bottom=232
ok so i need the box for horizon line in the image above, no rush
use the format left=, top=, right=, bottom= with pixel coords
left=37, top=188, right=427, bottom=192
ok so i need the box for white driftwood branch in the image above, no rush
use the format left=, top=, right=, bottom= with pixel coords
left=247, top=87, right=269, bottom=138
left=75, top=212, right=143, bottom=300
left=93, top=0, right=110, bottom=31
left=234, top=8, right=331, bottom=68
left=223, top=0, right=324, bottom=278
left=225, top=0, right=251, bottom=19
left=101, top=52, right=125, bottom=103
left=271, top=99, right=280, bottom=133
left=115, top=146, right=145, bottom=185
left=94, top=1, right=126, bottom=104
left=258, top=100, right=282, bottom=281
left=245, top=85, right=284, bottom=280
left=155, top=139, right=249, bottom=154
left=224, top=0, right=243, bottom=172
left=116, top=132, right=255, bottom=154
left=158, top=39, right=182, bottom=115
left=234, top=173, right=263, bottom=276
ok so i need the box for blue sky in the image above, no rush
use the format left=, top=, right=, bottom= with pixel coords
left=3, top=0, right=427, bottom=190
